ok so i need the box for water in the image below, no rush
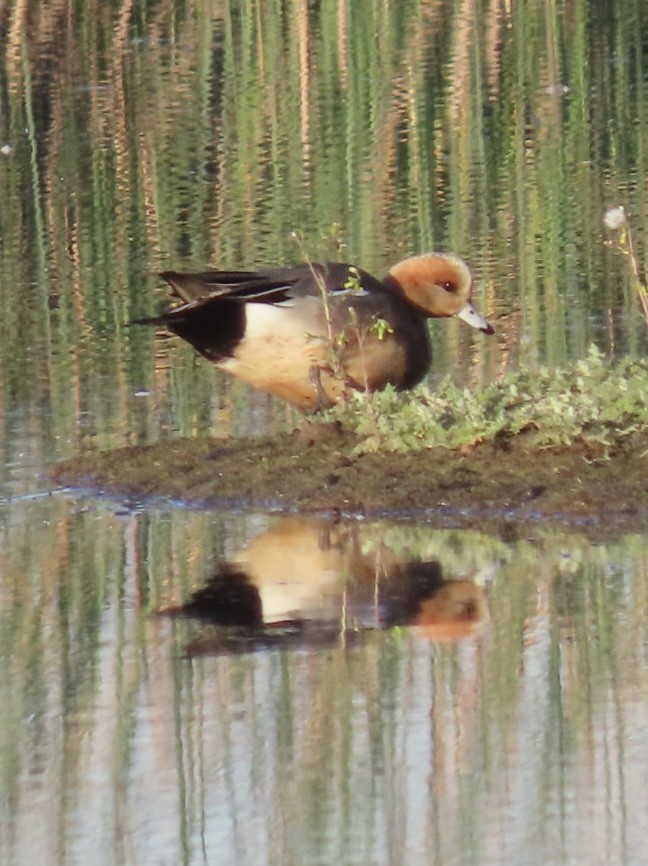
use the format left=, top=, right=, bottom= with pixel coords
left=2, top=498, right=648, bottom=865
left=1, top=1, right=648, bottom=864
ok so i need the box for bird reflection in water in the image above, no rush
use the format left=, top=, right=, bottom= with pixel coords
left=158, top=518, right=488, bottom=656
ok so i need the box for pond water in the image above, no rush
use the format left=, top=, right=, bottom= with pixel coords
left=1, top=1, right=648, bottom=864
left=3, top=495, right=648, bottom=866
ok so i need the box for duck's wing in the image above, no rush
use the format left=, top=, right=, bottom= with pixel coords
left=159, top=270, right=299, bottom=304
left=156, top=261, right=373, bottom=305
left=134, top=263, right=385, bottom=327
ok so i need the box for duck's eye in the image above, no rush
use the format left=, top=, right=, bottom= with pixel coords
left=440, top=280, right=457, bottom=293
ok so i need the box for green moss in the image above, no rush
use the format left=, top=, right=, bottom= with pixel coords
left=323, top=345, right=648, bottom=453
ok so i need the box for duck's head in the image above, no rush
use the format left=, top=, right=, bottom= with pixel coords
left=388, top=253, right=494, bottom=334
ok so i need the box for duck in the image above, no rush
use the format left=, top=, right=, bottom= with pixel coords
left=136, top=253, right=494, bottom=411
left=158, top=517, right=488, bottom=651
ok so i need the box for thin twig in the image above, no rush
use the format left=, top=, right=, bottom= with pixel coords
left=604, top=206, right=648, bottom=326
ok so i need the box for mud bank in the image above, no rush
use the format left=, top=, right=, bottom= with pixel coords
left=48, top=426, right=648, bottom=535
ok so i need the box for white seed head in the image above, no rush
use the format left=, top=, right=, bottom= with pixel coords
left=603, top=206, right=627, bottom=231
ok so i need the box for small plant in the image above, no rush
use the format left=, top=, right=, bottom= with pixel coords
left=603, top=206, right=648, bottom=324
left=368, top=316, right=394, bottom=340
left=292, top=233, right=395, bottom=410
left=319, top=345, right=648, bottom=454
left=292, top=230, right=336, bottom=346
left=343, top=267, right=364, bottom=294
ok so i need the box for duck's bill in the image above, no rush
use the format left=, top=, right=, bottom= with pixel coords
left=455, top=303, right=495, bottom=335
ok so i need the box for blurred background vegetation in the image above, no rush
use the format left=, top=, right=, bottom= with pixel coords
left=1, top=0, right=647, bottom=452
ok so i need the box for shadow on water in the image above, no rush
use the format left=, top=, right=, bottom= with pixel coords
left=158, top=517, right=488, bottom=655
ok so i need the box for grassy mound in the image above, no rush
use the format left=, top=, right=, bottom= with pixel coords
left=323, top=346, right=648, bottom=452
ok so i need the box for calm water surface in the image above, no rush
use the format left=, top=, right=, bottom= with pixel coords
left=2, top=493, right=648, bottom=866
left=1, top=1, right=648, bottom=864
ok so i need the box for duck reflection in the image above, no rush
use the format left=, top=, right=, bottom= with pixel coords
left=159, top=518, right=488, bottom=655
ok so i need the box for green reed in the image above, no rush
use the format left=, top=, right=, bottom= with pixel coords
left=0, top=0, right=647, bottom=446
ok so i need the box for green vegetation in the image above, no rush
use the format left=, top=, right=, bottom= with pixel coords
left=1, top=0, right=648, bottom=454
left=323, top=345, right=648, bottom=453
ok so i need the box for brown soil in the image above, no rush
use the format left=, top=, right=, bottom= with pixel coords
left=48, top=424, right=648, bottom=535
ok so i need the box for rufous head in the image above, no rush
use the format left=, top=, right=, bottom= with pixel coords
left=389, top=253, right=494, bottom=334
left=412, top=580, right=488, bottom=642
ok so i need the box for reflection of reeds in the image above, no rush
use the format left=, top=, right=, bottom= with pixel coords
left=1, top=500, right=647, bottom=864
left=1, top=0, right=648, bottom=441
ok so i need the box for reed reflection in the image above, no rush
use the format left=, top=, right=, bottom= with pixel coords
left=159, top=517, right=489, bottom=655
